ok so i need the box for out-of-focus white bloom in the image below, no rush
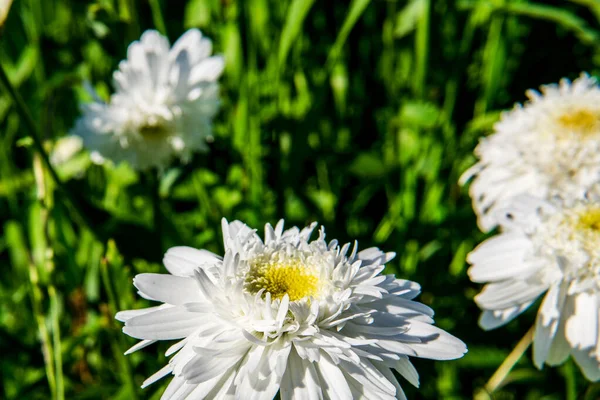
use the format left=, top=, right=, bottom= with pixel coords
left=460, top=74, right=600, bottom=232
left=117, top=219, right=467, bottom=399
left=50, top=135, right=83, bottom=166
left=468, top=195, right=600, bottom=381
left=0, top=0, right=13, bottom=27
left=71, top=29, right=224, bottom=170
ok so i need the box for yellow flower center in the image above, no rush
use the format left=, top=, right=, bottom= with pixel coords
left=577, top=207, right=600, bottom=232
left=556, top=109, right=600, bottom=136
left=245, top=257, right=320, bottom=301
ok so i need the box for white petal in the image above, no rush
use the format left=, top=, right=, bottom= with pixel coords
left=182, top=368, right=236, bottom=400
left=393, top=356, right=419, bottom=388
left=533, top=283, right=566, bottom=368
left=572, top=348, right=600, bottom=381
left=124, top=339, right=156, bottom=355
left=467, top=232, right=537, bottom=283
left=479, top=302, right=533, bottom=331
left=235, top=348, right=287, bottom=400
left=337, top=359, right=396, bottom=397
left=546, top=320, right=571, bottom=366
left=183, top=353, right=246, bottom=384
left=202, top=367, right=238, bottom=399
left=400, top=321, right=467, bottom=360
left=170, top=29, right=213, bottom=65
left=475, top=278, right=547, bottom=310
left=123, top=306, right=205, bottom=340
left=142, top=363, right=173, bottom=388
left=280, top=349, right=323, bottom=400
left=115, top=304, right=171, bottom=322
left=565, top=292, right=598, bottom=350
left=313, top=354, right=352, bottom=400
left=161, top=376, right=194, bottom=400
left=189, top=56, right=225, bottom=84
left=133, top=273, right=203, bottom=304
left=163, top=246, right=221, bottom=277
left=373, top=360, right=405, bottom=400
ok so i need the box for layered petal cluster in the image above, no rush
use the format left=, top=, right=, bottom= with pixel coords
left=117, top=219, right=467, bottom=399
left=71, top=29, right=224, bottom=170
left=461, top=74, right=600, bottom=231
left=468, top=196, right=600, bottom=381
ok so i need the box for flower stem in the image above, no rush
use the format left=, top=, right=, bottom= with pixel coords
left=0, top=60, right=96, bottom=237
left=484, top=325, right=535, bottom=394
left=100, top=244, right=138, bottom=399
left=28, top=261, right=56, bottom=397
left=49, top=285, right=65, bottom=400
left=148, top=0, right=167, bottom=36
left=149, top=169, right=163, bottom=252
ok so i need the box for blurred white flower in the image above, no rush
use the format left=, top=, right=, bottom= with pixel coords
left=50, top=135, right=83, bottom=166
left=117, top=219, right=466, bottom=399
left=71, top=29, right=224, bottom=170
left=460, top=73, right=600, bottom=232
left=0, top=0, right=12, bottom=27
left=468, top=195, right=600, bottom=381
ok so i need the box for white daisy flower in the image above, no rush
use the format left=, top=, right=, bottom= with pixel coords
left=467, top=195, right=600, bottom=381
left=460, top=73, right=600, bottom=232
left=71, top=29, right=224, bottom=170
left=117, top=219, right=467, bottom=399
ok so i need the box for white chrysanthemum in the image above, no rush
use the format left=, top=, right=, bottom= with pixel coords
left=460, top=73, right=600, bottom=232
left=71, top=29, right=224, bottom=170
left=468, top=195, right=600, bottom=381
left=117, top=219, right=466, bottom=399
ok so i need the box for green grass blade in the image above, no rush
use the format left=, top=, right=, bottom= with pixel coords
left=277, top=0, right=316, bottom=69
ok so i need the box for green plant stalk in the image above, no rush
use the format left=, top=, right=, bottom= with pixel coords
left=442, top=15, right=477, bottom=124
left=476, top=15, right=503, bottom=116
left=560, top=360, right=577, bottom=400
left=28, top=260, right=57, bottom=398
left=413, top=0, right=430, bottom=98
left=0, top=62, right=97, bottom=238
left=30, top=153, right=60, bottom=398
left=148, top=0, right=167, bottom=36
left=484, top=325, right=534, bottom=394
left=584, top=382, right=600, bottom=400
left=243, top=0, right=263, bottom=210
left=118, top=0, right=140, bottom=42
left=48, top=286, right=64, bottom=400
left=149, top=170, right=163, bottom=251
left=192, top=171, right=216, bottom=219
left=100, top=256, right=138, bottom=399
left=572, top=0, right=600, bottom=22
left=325, top=0, right=371, bottom=70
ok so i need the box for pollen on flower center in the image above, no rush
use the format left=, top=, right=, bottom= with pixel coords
left=245, top=257, right=320, bottom=301
left=543, top=205, right=600, bottom=282
left=577, top=207, right=600, bottom=232
left=556, top=108, right=600, bottom=136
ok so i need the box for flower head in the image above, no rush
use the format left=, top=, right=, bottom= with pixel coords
left=117, top=219, right=466, bottom=399
left=468, top=195, right=600, bottom=380
left=72, top=29, right=224, bottom=170
left=460, top=73, right=600, bottom=231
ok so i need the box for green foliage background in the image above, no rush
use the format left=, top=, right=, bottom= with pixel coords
left=1, top=0, right=600, bottom=398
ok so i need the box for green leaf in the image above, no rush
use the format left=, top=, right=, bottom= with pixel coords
left=394, top=0, right=426, bottom=38
left=399, top=101, right=440, bottom=128
left=501, top=2, right=600, bottom=45
left=327, top=0, right=371, bottom=66
left=184, top=0, right=213, bottom=28
left=349, top=153, right=387, bottom=179
left=278, top=0, right=316, bottom=69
